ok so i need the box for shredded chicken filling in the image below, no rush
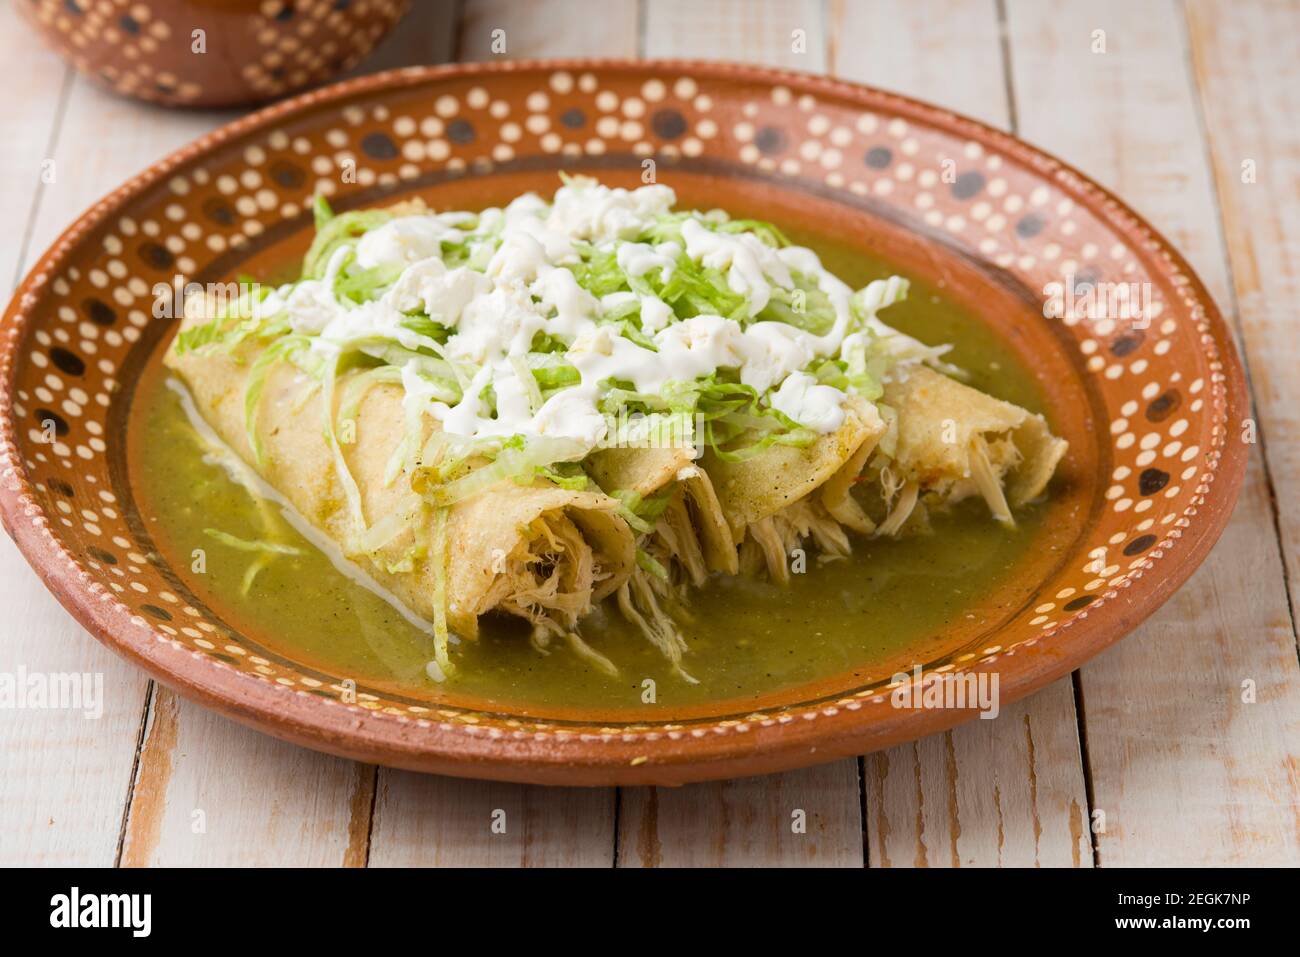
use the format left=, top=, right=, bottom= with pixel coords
left=480, top=431, right=1037, bottom=675
left=485, top=513, right=608, bottom=633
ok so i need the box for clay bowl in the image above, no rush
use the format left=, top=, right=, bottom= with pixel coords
left=15, top=0, right=411, bottom=108
left=0, top=60, right=1248, bottom=784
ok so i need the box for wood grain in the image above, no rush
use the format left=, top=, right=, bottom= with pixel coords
left=1006, top=0, right=1300, bottom=866
left=119, top=690, right=371, bottom=867
left=830, top=0, right=1093, bottom=868
left=458, top=0, right=639, bottom=60
left=0, top=2, right=70, bottom=293
left=369, top=773, right=615, bottom=867
left=618, top=759, right=863, bottom=867
left=362, top=0, right=637, bottom=867
left=1186, top=0, right=1300, bottom=647
left=830, top=0, right=1009, bottom=127
left=0, top=538, right=152, bottom=865
left=865, top=684, right=1092, bottom=867
left=644, top=0, right=827, bottom=70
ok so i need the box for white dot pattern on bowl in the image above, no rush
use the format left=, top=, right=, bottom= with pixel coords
left=0, top=64, right=1234, bottom=740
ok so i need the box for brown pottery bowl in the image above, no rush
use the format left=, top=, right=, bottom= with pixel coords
left=0, top=60, right=1248, bottom=784
left=16, top=0, right=411, bottom=107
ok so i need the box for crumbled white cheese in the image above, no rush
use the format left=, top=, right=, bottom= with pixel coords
left=278, top=179, right=914, bottom=452
left=679, top=218, right=792, bottom=315
left=386, top=257, right=490, bottom=323
left=354, top=213, right=473, bottom=270
left=770, top=371, right=847, bottom=433
left=547, top=180, right=676, bottom=242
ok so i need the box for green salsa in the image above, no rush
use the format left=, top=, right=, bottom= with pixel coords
left=130, top=238, right=1055, bottom=716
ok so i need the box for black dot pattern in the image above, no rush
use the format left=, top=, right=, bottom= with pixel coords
left=952, top=171, right=985, bottom=199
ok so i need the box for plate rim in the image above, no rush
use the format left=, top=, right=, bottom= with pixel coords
left=0, top=57, right=1250, bottom=785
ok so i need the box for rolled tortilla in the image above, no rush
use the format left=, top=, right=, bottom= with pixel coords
left=165, top=300, right=635, bottom=653
left=702, top=395, right=887, bottom=582
left=587, top=445, right=737, bottom=583
left=867, top=364, right=1068, bottom=532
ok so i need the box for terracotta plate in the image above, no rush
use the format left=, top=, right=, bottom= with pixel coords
left=0, top=61, right=1247, bottom=785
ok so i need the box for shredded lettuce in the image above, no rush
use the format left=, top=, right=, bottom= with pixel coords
left=610, top=489, right=674, bottom=534
left=428, top=506, right=453, bottom=678
left=529, top=356, right=581, bottom=391
left=510, top=355, right=544, bottom=414
left=636, top=548, right=670, bottom=581
left=534, top=462, right=592, bottom=491
left=243, top=334, right=310, bottom=464
left=175, top=286, right=288, bottom=356
left=598, top=373, right=818, bottom=461
left=219, top=185, right=917, bottom=486
left=204, top=527, right=304, bottom=597
left=418, top=435, right=588, bottom=507
left=715, top=217, right=791, bottom=248
left=313, top=194, right=335, bottom=230
left=565, top=244, right=629, bottom=297
left=757, top=273, right=838, bottom=334
left=352, top=493, right=425, bottom=554
left=302, top=207, right=393, bottom=279
left=203, top=528, right=303, bottom=556
left=336, top=258, right=404, bottom=304
left=337, top=365, right=404, bottom=427
left=319, top=351, right=368, bottom=542
left=647, top=252, right=749, bottom=322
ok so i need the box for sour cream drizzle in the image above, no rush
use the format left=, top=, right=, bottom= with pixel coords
left=269, top=179, right=918, bottom=454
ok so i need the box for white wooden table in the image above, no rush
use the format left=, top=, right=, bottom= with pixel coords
left=2, top=0, right=1297, bottom=867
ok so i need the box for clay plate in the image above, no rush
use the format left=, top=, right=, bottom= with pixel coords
left=0, top=61, right=1247, bottom=785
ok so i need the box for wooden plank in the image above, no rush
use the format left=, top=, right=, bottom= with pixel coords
left=0, top=2, right=70, bottom=291
left=1006, top=0, right=1300, bottom=866
left=0, top=540, right=153, bottom=866
left=364, top=0, right=636, bottom=866
left=644, top=0, right=827, bottom=71
left=865, top=682, right=1091, bottom=867
left=610, top=0, right=864, bottom=868
left=829, top=0, right=1008, bottom=127
left=368, top=773, right=615, bottom=867
left=458, top=0, right=640, bottom=61
left=1186, top=0, right=1300, bottom=648
left=618, top=761, right=863, bottom=867
left=119, top=690, right=373, bottom=867
left=831, top=0, right=1093, bottom=868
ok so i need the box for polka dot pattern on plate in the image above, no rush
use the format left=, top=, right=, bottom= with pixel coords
left=0, top=63, right=1240, bottom=741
